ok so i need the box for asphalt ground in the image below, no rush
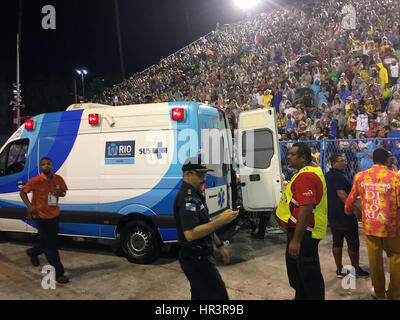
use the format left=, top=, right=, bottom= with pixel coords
left=0, top=217, right=388, bottom=301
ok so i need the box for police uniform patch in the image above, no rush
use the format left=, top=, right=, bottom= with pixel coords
left=185, top=203, right=196, bottom=212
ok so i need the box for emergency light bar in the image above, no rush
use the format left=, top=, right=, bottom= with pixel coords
left=88, top=113, right=99, bottom=125
left=171, top=108, right=185, bottom=121
left=24, top=120, right=35, bottom=130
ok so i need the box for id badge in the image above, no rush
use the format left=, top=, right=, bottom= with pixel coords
left=48, top=194, right=57, bottom=206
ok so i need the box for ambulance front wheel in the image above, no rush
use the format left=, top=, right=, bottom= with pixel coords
left=120, top=220, right=161, bottom=264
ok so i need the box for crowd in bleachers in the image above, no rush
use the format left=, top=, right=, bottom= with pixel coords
left=94, top=0, right=400, bottom=145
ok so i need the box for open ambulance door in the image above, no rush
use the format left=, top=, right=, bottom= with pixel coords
left=237, top=108, right=283, bottom=212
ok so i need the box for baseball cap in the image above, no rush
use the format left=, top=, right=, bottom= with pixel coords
left=182, top=157, right=214, bottom=172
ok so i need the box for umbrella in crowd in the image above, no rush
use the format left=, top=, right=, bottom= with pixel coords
left=294, top=87, right=312, bottom=100
left=296, top=53, right=316, bottom=65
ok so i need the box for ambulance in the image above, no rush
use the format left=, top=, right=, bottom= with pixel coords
left=0, top=102, right=282, bottom=263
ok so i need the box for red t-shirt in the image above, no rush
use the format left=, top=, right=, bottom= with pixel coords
left=280, top=168, right=323, bottom=229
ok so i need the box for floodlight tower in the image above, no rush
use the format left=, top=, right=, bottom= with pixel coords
left=76, top=69, right=88, bottom=100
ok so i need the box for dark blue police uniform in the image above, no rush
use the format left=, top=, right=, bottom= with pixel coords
left=173, top=158, right=229, bottom=300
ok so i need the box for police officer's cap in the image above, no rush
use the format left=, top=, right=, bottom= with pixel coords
left=182, top=157, right=214, bottom=172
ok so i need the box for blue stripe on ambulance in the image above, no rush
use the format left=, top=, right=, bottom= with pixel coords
left=2, top=103, right=207, bottom=242
left=0, top=111, right=83, bottom=194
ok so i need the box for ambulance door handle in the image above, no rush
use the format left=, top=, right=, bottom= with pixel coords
left=249, top=174, right=260, bottom=182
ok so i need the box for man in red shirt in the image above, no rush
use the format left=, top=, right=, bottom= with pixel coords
left=20, top=157, right=69, bottom=284
left=277, top=142, right=327, bottom=299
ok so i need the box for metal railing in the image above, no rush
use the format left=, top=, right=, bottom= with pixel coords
left=280, top=138, right=400, bottom=181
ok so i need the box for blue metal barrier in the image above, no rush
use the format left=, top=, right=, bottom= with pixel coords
left=280, top=140, right=323, bottom=181
left=280, top=138, right=400, bottom=182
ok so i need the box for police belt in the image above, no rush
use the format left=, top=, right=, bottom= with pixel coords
left=180, top=245, right=213, bottom=258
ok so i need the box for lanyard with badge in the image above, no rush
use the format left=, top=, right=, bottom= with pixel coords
left=48, top=175, right=58, bottom=206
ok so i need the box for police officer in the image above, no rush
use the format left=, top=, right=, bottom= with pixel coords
left=174, top=157, right=239, bottom=300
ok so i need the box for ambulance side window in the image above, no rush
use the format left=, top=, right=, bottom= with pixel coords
left=242, top=129, right=274, bottom=169
left=0, top=139, right=29, bottom=176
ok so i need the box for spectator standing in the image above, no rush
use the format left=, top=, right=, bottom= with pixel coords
left=376, top=108, right=389, bottom=128
left=316, top=85, right=329, bottom=107
left=390, top=61, right=399, bottom=86
left=325, top=155, right=369, bottom=279
left=356, top=109, right=369, bottom=138
left=277, top=113, right=288, bottom=134
left=387, top=121, right=400, bottom=165
left=368, top=120, right=381, bottom=138
left=286, top=115, right=295, bottom=133
left=345, top=148, right=400, bottom=300
left=388, top=91, right=400, bottom=124
left=284, top=103, right=298, bottom=119
left=331, top=95, right=344, bottom=113
left=339, top=85, right=353, bottom=102
left=272, top=88, right=282, bottom=114
left=283, top=83, right=295, bottom=103
left=256, top=90, right=264, bottom=107
left=356, top=133, right=375, bottom=172
left=279, top=95, right=289, bottom=113
left=314, top=126, right=323, bottom=139
left=333, top=108, right=347, bottom=131
left=263, top=89, right=273, bottom=108
left=376, top=62, right=389, bottom=90
left=310, top=79, right=321, bottom=106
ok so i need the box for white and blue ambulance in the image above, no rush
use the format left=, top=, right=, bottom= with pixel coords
left=0, top=102, right=282, bottom=263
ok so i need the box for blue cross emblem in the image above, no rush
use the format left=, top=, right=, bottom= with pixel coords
left=152, top=142, right=168, bottom=159
left=218, top=188, right=225, bottom=208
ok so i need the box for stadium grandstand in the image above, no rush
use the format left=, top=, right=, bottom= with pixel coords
left=93, top=0, right=400, bottom=178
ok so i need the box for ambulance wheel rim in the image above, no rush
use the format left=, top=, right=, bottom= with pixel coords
left=128, top=230, right=149, bottom=255
left=121, top=220, right=161, bottom=264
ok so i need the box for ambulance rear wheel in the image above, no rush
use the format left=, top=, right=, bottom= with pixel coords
left=121, top=220, right=161, bottom=264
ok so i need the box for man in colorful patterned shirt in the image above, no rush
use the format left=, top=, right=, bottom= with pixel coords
left=345, top=148, right=400, bottom=300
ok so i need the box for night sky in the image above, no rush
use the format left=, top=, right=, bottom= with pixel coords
left=1, top=0, right=258, bottom=85
left=0, top=0, right=293, bottom=132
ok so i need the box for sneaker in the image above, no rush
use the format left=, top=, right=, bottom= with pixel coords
left=371, top=288, right=386, bottom=300
left=356, top=268, right=369, bottom=278
left=266, top=227, right=285, bottom=234
left=336, top=268, right=350, bottom=278
left=26, top=249, right=39, bottom=267
left=251, top=233, right=264, bottom=240
left=56, top=275, right=70, bottom=284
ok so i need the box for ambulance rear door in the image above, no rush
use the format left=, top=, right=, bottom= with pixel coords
left=237, top=108, right=283, bottom=211
left=199, top=105, right=231, bottom=216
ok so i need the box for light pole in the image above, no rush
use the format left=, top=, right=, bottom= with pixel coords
left=10, top=0, right=24, bottom=132
left=114, top=0, right=126, bottom=81
left=76, top=69, right=88, bottom=101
